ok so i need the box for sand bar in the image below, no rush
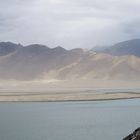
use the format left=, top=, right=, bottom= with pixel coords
left=0, top=92, right=140, bottom=102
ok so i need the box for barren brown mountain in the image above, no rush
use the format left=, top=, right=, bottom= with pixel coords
left=0, top=42, right=140, bottom=81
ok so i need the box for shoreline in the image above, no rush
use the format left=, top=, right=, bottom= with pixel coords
left=0, top=92, right=140, bottom=102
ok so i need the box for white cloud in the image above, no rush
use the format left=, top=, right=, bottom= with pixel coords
left=0, top=0, right=140, bottom=48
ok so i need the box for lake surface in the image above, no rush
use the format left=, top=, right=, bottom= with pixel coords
left=0, top=99, right=140, bottom=140
left=95, top=88, right=140, bottom=94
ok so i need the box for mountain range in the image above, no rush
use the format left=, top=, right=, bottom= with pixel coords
left=92, top=39, right=140, bottom=57
left=0, top=39, right=140, bottom=81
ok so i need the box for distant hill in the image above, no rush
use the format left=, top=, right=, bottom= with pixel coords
left=92, top=39, right=140, bottom=57
left=0, top=42, right=22, bottom=56
left=0, top=42, right=140, bottom=80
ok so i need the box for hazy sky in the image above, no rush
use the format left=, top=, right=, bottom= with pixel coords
left=0, top=0, right=140, bottom=49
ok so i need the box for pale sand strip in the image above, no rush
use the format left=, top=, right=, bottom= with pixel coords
left=0, top=93, right=140, bottom=102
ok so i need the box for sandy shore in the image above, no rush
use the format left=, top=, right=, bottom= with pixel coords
left=0, top=92, right=140, bottom=102
left=0, top=79, right=139, bottom=102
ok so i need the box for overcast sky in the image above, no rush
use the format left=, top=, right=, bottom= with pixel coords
left=0, top=0, right=140, bottom=49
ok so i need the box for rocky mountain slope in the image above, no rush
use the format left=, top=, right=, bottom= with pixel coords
left=0, top=42, right=140, bottom=80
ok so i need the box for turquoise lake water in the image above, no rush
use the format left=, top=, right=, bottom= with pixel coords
left=0, top=99, right=140, bottom=140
